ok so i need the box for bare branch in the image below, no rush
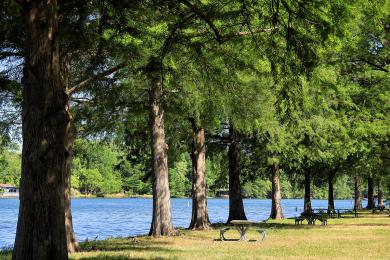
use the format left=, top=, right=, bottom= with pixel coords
left=67, top=62, right=127, bottom=95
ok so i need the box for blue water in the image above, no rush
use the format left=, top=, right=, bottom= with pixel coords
left=0, top=198, right=365, bottom=247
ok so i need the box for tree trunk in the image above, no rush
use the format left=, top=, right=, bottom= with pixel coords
left=377, top=179, right=383, bottom=207
left=148, top=64, right=176, bottom=237
left=64, top=127, right=78, bottom=252
left=269, top=162, right=284, bottom=219
left=227, top=125, right=247, bottom=223
left=366, top=177, right=375, bottom=209
left=62, top=57, right=78, bottom=253
left=188, top=123, right=212, bottom=230
left=354, top=175, right=362, bottom=210
left=13, top=1, right=68, bottom=259
left=304, top=171, right=312, bottom=213
left=328, top=170, right=335, bottom=211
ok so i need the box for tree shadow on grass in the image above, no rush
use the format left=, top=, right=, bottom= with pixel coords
left=212, top=220, right=328, bottom=230
left=345, top=223, right=390, bottom=227
left=76, top=256, right=168, bottom=260
left=74, top=238, right=179, bottom=260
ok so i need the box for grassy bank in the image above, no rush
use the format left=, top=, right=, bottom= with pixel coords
left=70, top=213, right=390, bottom=259
left=1, top=212, right=389, bottom=259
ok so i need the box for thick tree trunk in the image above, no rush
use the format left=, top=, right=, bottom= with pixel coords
left=366, top=177, right=375, bottom=209
left=64, top=127, right=78, bottom=252
left=328, top=170, right=335, bottom=211
left=62, top=58, right=78, bottom=253
left=148, top=66, right=176, bottom=237
left=227, top=125, right=247, bottom=223
left=269, top=162, right=284, bottom=219
left=189, top=123, right=212, bottom=230
left=354, top=175, right=362, bottom=210
left=13, top=1, right=68, bottom=259
left=377, top=179, right=383, bottom=207
left=304, top=171, right=312, bottom=213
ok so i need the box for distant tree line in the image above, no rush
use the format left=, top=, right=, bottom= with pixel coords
left=0, top=140, right=384, bottom=200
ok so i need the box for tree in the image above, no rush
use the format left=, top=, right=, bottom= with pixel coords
left=270, top=160, right=284, bottom=219
left=188, top=120, right=212, bottom=229
left=12, top=0, right=68, bottom=259
left=354, top=174, right=363, bottom=210
left=227, top=125, right=247, bottom=222
left=366, top=177, right=375, bottom=209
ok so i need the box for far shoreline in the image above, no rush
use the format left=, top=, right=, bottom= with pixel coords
left=1, top=193, right=359, bottom=201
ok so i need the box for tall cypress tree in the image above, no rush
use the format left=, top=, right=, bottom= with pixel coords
left=13, top=1, right=68, bottom=259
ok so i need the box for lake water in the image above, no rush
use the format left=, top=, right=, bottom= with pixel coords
left=0, top=198, right=365, bottom=247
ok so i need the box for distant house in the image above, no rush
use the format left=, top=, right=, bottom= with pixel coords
left=0, top=184, right=19, bottom=193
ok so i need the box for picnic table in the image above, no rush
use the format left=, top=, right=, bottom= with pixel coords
left=372, top=206, right=390, bottom=213
left=311, top=208, right=358, bottom=218
left=230, top=220, right=253, bottom=241
left=296, top=213, right=327, bottom=225
left=220, top=220, right=266, bottom=242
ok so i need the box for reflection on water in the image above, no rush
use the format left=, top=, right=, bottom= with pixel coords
left=0, top=198, right=364, bottom=247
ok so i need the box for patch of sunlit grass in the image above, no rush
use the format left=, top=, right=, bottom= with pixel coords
left=69, top=213, right=390, bottom=259
left=0, top=246, right=12, bottom=260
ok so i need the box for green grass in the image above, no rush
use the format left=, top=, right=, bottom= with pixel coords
left=1, top=211, right=389, bottom=259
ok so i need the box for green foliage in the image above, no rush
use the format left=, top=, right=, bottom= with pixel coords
left=169, top=153, right=191, bottom=197
left=0, top=0, right=389, bottom=204
left=206, top=153, right=229, bottom=196
left=117, top=159, right=152, bottom=195
left=243, top=179, right=271, bottom=199
left=78, top=168, right=103, bottom=194
left=334, top=175, right=354, bottom=199
left=72, top=139, right=122, bottom=194
left=0, top=149, right=20, bottom=186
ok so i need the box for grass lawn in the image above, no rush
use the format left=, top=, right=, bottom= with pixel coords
left=1, top=211, right=389, bottom=259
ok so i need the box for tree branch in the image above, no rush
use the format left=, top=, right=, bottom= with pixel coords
left=353, top=59, right=389, bottom=73
left=188, top=117, right=198, bottom=132
left=179, top=0, right=222, bottom=43
left=67, top=62, right=127, bottom=95
left=0, top=51, right=23, bottom=59
left=221, top=27, right=278, bottom=43
left=160, top=13, right=195, bottom=60
left=185, top=27, right=277, bottom=42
